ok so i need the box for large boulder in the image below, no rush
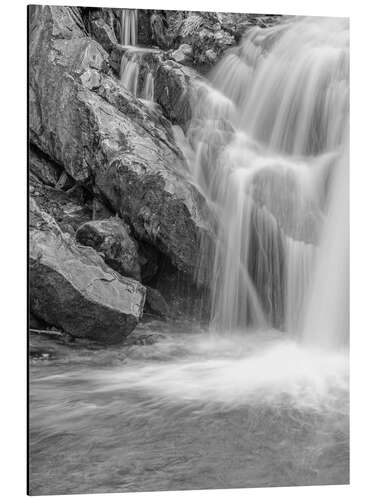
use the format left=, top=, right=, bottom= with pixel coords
left=29, top=200, right=145, bottom=343
left=28, top=5, right=214, bottom=283
left=76, top=218, right=141, bottom=280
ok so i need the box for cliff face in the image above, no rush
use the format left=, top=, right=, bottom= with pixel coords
left=28, top=6, right=219, bottom=341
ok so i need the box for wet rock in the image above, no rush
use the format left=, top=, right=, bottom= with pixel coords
left=29, top=147, right=64, bottom=187
left=150, top=13, right=170, bottom=49
left=29, top=200, right=146, bottom=343
left=138, top=241, right=160, bottom=283
left=154, top=58, right=198, bottom=129
left=145, top=286, right=170, bottom=318
left=29, top=5, right=215, bottom=282
left=171, top=44, right=192, bottom=65
left=76, top=218, right=141, bottom=280
left=29, top=313, right=47, bottom=330
left=90, top=17, right=117, bottom=52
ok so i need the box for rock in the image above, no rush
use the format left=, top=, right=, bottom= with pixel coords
left=109, top=45, right=199, bottom=130
left=144, top=286, right=170, bottom=318
left=29, top=200, right=145, bottom=343
left=204, top=49, right=218, bottom=64
left=29, top=171, right=92, bottom=237
left=76, top=218, right=141, bottom=280
left=154, top=58, right=198, bottom=129
left=29, top=313, right=47, bottom=329
left=150, top=13, right=170, bottom=49
left=138, top=241, right=160, bottom=283
left=29, top=5, right=215, bottom=283
left=89, top=17, right=117, bottom=52
left=171, top=44, right=192, bottom=65
left=29, top=147, right=64, bottom=187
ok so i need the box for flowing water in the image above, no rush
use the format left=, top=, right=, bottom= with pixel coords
left=29, top=324, right=349, bottom=495
left=29, top=15, right=349, bottom=495
left=119, top=10, right=155, bottom=103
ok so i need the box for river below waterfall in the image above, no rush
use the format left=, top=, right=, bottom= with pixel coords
left=29, top=320, right=349, bottom=495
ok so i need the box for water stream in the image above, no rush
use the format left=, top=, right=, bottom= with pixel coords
left=29, top=14, right=349, bottom=494
left=119, top=10, right=155, bottom=102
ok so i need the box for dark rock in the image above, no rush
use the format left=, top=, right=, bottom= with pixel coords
left=145, top=286, right=170, bottom=317
left=150, top=13, right=170, bottom=49
left=29, top=313, right=47, bottom=330
left=76, top=218, right=141, bottom=280
left=154, top=58, right=198, bottom=129
left=29, top=147, right=63, bottom=187
left=137, top=10, right=153, bottom=46
left=29, top=199, right=145, bottom=343
left=29, top=5, right=215, bottom=283
left=90, top=17, right=117, bottom=52
left=29, top=172, right=92, bottom=237
left=149, top=256, right=211, bottom=322
left=138, top=241, right=160, bottom=283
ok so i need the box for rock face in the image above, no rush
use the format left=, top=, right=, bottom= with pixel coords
left=29, top=147, right=64, bottom=188
left=76, top=218, right=141, bottom=280
left=29, top=5, right=214, bottom=283
left=29, top=156, right=93, bottom=237
left=29, top=200, right=145, bottom=343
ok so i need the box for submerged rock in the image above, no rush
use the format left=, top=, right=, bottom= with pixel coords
left=76, top=218, right=141, bottom=280
left=29, top=200, right=145, bottom=343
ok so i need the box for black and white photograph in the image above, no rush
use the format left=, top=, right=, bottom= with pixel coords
left=27, top=3, right=350, bottom=496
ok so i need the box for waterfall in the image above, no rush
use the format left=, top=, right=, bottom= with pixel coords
left=143, top=72, right=154, bottom=101
left=189, top=17, right=349, bottom=344
left=120, top=9, right=138, bottom=45
left=302, top=144, right=349, bottom=348
left=119, top=10, right=155, bottom=102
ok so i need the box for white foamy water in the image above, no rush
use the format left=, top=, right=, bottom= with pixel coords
left=188, top=16, right=349, bottom=344
left=94, top=334, right=348, bottom=411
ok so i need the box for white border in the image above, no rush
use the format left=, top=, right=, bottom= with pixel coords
left=1, top=0, right=375, bottom=499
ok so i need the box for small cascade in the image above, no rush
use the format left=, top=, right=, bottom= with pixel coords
left=120, top=53, right=139, bottom=96
left=143, top=72, right=154, bottom=101
left=284, top=238, right=315, bottom=333
left=120, top=9, right=138, bottom=45
left=188, top=16, right=349, bottom=343
left=119, top=10, right=155, bottom=103
left=302, top=145, right=349, bottom=348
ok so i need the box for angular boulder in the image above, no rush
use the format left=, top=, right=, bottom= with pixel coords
left=28, top=5, right=215, bottom=284
left=29, top=200, right=145, bottom=343
left=76, top=218, right=141, bottom=280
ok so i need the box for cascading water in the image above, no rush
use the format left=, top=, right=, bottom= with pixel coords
left=189, top=16, right=349, bottom=345
left=29, top=15, right=350, bottom=494
left=120, top=9, right=138, bottom=45
left=119, top=9, right=155, bottom=102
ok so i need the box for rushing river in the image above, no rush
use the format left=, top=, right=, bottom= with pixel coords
left=29, top=321, right=349, bottom=495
